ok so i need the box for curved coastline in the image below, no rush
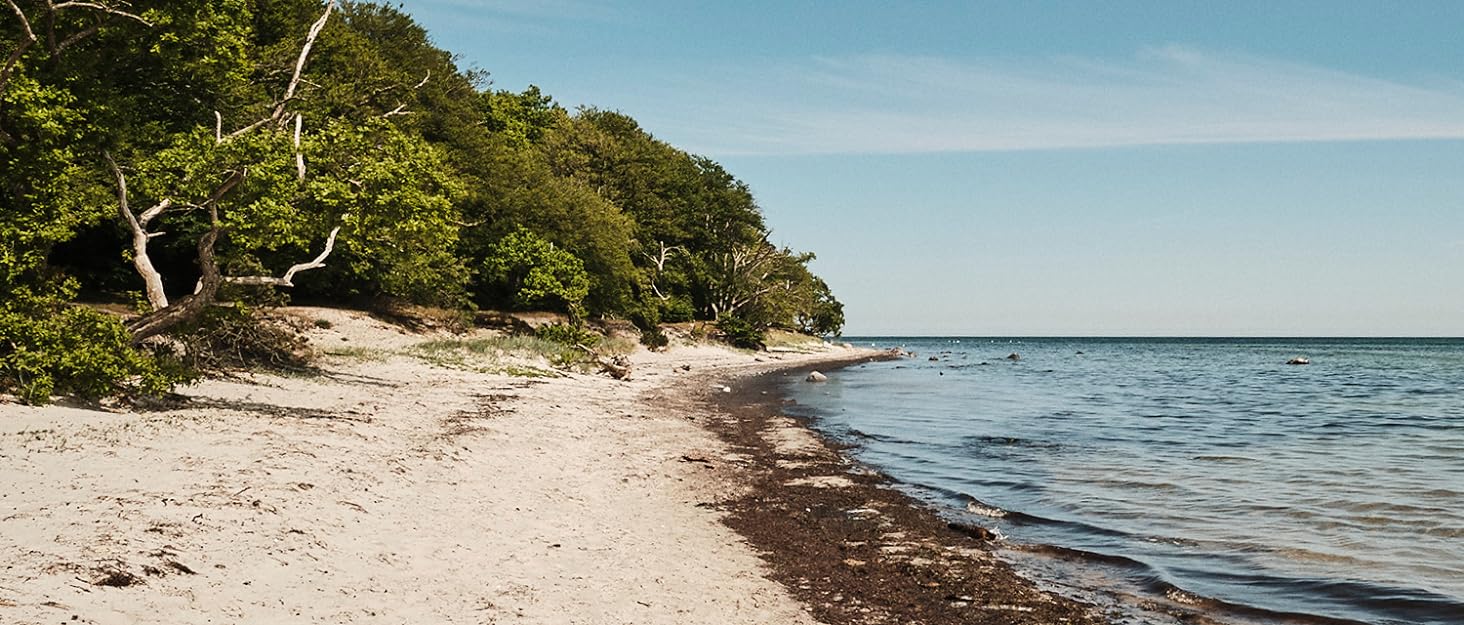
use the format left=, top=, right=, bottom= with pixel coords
left=702, top=356, right=1388, bottom=625
left=741, top=348, right=1461, bottom=625
left=698, top=358, right=1116, bottom=625
left=0, top=312, right=892, bottom=624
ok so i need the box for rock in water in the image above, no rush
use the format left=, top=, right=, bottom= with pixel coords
left=1287, top=356, right=1311, bottom=365
left=1006, top=352, right=1021, bottom=361
left=806, top=371, right=828, bottom=383
left=947, top=521, right=997, bottom=541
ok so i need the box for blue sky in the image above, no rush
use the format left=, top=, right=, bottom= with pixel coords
left=401, top=1, right=1464, bottom=335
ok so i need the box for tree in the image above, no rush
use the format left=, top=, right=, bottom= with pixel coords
left=456, top=136, right=637, bottom=315
left=105, top=1, right=345, bottom=341
left=481, top=228, right=591, bottom=321
left=86, top=1, right=467, bottom=338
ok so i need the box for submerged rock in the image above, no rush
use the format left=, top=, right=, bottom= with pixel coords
left=947, top=521, right=997, bottom=541
left=806, top=371, right=828, bottom=383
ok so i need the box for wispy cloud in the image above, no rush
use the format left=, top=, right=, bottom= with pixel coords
left=635, top=46, right=1464, bottom=156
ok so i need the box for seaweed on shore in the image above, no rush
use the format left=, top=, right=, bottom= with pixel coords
left=693, top=359, right=1113, bottom=625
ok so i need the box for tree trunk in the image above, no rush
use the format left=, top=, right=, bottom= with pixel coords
left=126, top=217, right=222, bottom=343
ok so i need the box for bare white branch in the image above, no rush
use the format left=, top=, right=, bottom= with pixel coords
left=4, top=0, right=37, bottom=42
left=0, top=0, right=38, bottom=93
left=272, top=0, right=335, bottom=123
left=223, top=116, right=272, bottom=141
left=137, top=201, right=168, bottom=226
left=293, top=113, right=305, bottom=180
left=51, top=1, right=151, bottom=26
left=223, top=226, right=341, bottom=287
left=105, top=152, right=171, bottom=310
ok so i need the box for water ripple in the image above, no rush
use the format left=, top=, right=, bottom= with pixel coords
left=789, top=337, right=1464, bottom=625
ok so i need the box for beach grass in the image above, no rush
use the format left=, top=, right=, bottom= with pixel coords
left=409, top=336, right=584, bottom=375
left=319, top=345, right=393, bottom=362
left=764, top=329, right=826, bottom=352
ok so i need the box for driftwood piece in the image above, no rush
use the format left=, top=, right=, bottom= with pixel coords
left=575, top=344, right=632, bottom=380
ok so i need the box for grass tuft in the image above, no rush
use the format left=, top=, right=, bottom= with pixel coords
left=409, top=336, right=587, bottom=372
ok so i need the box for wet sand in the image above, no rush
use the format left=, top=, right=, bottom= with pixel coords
left=694, top=363, right=1113, bottom=625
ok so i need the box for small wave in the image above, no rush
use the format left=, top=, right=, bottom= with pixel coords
left=1191, top=454, right=1259, bottom=463
left=1016, top=543, right=1155, bottom=572
left=1012, top=544, right=1379, bottom=625
left=965, top=501, right=1008, bottom=518
left=1193, top=569, right=1464, bottom=625
left=843, top=428, right=904, bottom=444
left=961, top=434, right=1064, bottom=450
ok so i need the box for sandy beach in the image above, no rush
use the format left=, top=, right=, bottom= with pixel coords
left=1, top=308, right=1101, bottom=624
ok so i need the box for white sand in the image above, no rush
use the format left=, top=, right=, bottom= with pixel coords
left=0, top=308, right=868, bottom=624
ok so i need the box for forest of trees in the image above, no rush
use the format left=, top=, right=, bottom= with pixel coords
left=0, top=0, right=844, bottom=403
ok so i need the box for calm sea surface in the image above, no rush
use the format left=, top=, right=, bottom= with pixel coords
left=781, top=338, right=1463, bottom=625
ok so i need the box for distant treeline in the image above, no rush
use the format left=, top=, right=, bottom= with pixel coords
left=0, top=1, right=843, bottom=402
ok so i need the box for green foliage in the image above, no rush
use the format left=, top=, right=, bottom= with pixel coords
left=457, top=140, right=637, bottom=315
left=658, top=297, right=696, bottom=323
left=301, top=119, right=469, bottom=305
left=799, top=282, right=847, bottom=337
left=639, top=326, right=670, bottom=350
left=535, top=323, right=598, bottom=347
left=482, top=86, right=562, bottom=147
left=0, top=295, right=183, bottom=405
left=716, top=315, right=766, bottom=351
left=481, top=229, right=591, bottom=319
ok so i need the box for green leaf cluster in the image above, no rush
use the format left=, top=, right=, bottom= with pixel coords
left=0, top=290, right=184, bottom=405
left=482, top=229, right=591, bottom=320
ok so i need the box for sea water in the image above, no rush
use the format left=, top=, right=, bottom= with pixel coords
left=781, top=338, right=1463, bottom=625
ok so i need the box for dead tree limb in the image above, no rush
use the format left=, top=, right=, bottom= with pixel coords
left=110, top=0, right=339, bottom=343
left=0, top=0, right=39, bottom=94
left=574, top=344, right=632, bottom=380
left=641, top=241, right=685, bottom=301
left=51, top=1, right=151, bottom=25
left=123, top=169, right=245, bottom=343
left=292, top=113, right=304, bottom=180
left=222, top=226, right=340, bottom=287
left=105, top=151, right=172, bottom=309
left=271, top=0, right=335, bottom=124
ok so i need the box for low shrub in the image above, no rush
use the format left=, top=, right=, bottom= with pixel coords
left=535, top=323, right=599, bottom=347
left=657, top=297, right=696, bottom=323
left=715, top=315, right=765, bottom=351
left=639, top=326, right=669, bottom=350
left=0, top=295, right=184, bottom=404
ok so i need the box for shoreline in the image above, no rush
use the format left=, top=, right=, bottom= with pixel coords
left=0, top=308, right=896, bottom=624
left=694, top=362, right=1112, bottom=625
left=1, top=309, right=1341, bottom=625
left=714, top=356, right=1383, bottom=625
